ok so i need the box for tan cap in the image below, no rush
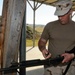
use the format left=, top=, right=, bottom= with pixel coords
left=54, top=0, right=72, bottom=16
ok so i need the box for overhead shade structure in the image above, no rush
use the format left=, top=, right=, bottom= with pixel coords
left=31, top=0, right=57, bottom=4
left=72, top=1, right=75, bottom=10
left=31, top=0, right=75, bottom=11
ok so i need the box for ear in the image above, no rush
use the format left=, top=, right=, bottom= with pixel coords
left=69, top=9, right=73, bottom=18
left=70, top=9, right=73, bottom=14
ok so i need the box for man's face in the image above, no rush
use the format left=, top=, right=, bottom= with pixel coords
left=58, top=11, right=71, bottom=25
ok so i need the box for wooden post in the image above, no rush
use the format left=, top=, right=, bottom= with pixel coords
left=1, top=0, right=26, bottom=75
left=0, top=0, right=9, bottom=70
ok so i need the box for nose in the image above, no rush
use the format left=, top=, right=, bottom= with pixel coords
left=58, top=16, right=64, bottom=20
left=59, top=16, right=62, bottom=19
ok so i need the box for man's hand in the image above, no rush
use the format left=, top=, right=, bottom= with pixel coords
left=61, top=53, right=74, bottom=63
left=38, top=38, right=51, bottom=59
left=41, top=49, right=51, bottom=59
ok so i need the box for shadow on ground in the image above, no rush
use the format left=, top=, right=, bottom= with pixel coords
left=26, top=67, right=44, bottom=75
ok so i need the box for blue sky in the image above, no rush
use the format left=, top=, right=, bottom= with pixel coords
left=0, top=0, right=75, bottom=25
left=0, top=0, right=3, bottom=15
left=26, top=1, right=75, bottom=25
left=0, top=0, right=58, bottom=25
left=26, top=1, right=58, bottom=25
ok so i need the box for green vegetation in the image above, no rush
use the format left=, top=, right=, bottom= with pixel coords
left=0, top=16, right=44, bottom=47
left=26, top=26, right=40, bottom=39
left=26, top=24, right=44, bottom=46
left=0, top=16, right=44, bottom=46
left=35, top=25, right=44, bottom=33
left=26, top=39, right=39, bottom=47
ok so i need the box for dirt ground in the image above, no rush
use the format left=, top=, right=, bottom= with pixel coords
left=26, top=46, right=44, bottom=75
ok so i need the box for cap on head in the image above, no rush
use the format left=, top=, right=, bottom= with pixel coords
left=54, top=0, right=72, bottom=16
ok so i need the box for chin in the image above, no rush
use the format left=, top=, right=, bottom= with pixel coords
left=61, top=22, right=66, bottom=25
left=59, top=21, right=67, bottom=25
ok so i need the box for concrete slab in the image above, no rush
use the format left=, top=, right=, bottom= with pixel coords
left=26, top=46, right=44, bottom=75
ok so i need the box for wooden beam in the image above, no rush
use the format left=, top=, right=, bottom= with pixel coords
left=0, top=0, right=9, bottom=70
left=1, top=0, right=26, bottom=75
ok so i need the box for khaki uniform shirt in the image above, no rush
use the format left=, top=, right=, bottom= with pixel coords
left=41, top=20, right=75, bottom=58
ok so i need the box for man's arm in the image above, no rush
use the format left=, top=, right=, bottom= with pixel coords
left=38, top=38, right=51, bottom=59
left=38, top=38, right=47, bottom=51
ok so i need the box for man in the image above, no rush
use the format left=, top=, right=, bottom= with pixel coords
left=38, top=0, right=75, bottom=75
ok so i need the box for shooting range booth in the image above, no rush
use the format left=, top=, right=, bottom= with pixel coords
left=0, top=0, right=75, bottom=75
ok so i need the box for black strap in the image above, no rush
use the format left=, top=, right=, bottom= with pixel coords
left=62, top=60, right=72, bottom=75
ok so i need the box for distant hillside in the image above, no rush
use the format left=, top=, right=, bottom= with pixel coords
left=26, top=26, right=41, bottom=39
left=35, top=25, right=44, bottom=33
left=26, top=24, right=45, bottom=34
left=26, top=24, right=45, bottom=26
left=0, top=17, right=44, bottom=39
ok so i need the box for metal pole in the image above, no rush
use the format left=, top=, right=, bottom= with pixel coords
left=33, top=0, right=36, bottom=47
left=27, top=0, right=44, bottom=48
left=19, top=1, right=27, bottom=75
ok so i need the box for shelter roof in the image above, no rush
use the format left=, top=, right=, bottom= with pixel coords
left=31, top=0, right=75, bottom=10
